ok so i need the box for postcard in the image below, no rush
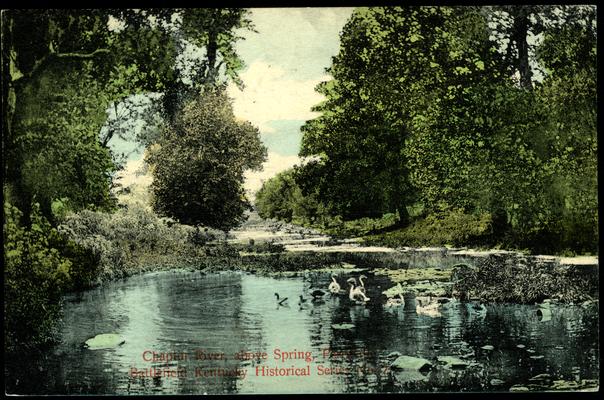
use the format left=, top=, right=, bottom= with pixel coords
left=2, top=5, right=599, bottom=395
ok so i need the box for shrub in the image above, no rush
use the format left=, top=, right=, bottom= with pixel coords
left=4, top=202, right=73, bottom=350
left=452, top=254, right=598, bottom=303
left=365, top=209, right=493, bottom=248
left=58, top=205, right=222, bottom=280
left=322, top=213, right=400, bottom=237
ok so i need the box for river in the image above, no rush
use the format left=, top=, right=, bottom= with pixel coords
left=4, top=215, right=599, bottom=394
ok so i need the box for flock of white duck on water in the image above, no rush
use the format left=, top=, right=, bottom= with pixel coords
left=275, top=274, right=487, bottom=318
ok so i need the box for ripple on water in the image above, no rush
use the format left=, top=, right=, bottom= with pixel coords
left=4, top=271, right=599, bottom=395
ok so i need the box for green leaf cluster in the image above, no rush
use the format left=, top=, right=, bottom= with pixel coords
left=3, top=201, right=99, bottom=350
left=147, top=90, right=267, bottom=231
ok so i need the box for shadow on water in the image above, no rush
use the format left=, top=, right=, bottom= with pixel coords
left=4, top=270, right=599, bottom=394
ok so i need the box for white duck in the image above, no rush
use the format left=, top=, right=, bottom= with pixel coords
left=358, top=274, right=368, bottom=294
left=385, top=293, right=405, bottom=308
left=328, top=275, right=341, bottom=294
left=347, top=278, right=370, bottom=303
left=415, top=296, right=442, bottom=317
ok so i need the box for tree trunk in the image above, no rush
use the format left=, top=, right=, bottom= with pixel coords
left=510, top=7, right=533, bottom=90
left=205, top=29, right=218, bottom=86
left=396, top=205, right=410, bottom=227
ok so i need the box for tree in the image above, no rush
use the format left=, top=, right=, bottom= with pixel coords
left=146, top=89, right=267, bottom=231
left=2, top=8, right=259, bottom=351
left=299, top=6, right=503, bottom=222
left=2, top=9, right=255, bottom=221
left=483, top=5, right=596, bottom=89
left=255, top=168, right=320, bottom=223
left=14, top=64, right=118, bottom=218
left=531, top=7, right=598, bottom=251
left=4, top=201, right=74, bottom=349
left=162, top=8, right=254, bottom=122
left=298, top=5, right=597, bottom=252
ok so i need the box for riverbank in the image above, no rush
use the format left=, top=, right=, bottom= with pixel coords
left=8, top=209, right=597, bottom=359
left=227, top=216, right=599, bottom=304
left=67, top=210, right=599, bottom=305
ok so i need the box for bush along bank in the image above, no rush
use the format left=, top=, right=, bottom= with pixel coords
left=4, top=202, right=227, bottom=352
left=4, top=201, right=102, bottom=351
left=450, top=253, right=599, bottom=304
left=6, top=201, right=597, bottom=353
left=57, top=205, right=226, bottom=282
left=255, top=166, right=598, bottom=256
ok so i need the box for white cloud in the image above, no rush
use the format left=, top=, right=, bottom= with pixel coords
left=244, top=152, right=301, bottom=198
left=236, top=8, right=352, bottom=81
left=227, top=61, right=328, bottom=133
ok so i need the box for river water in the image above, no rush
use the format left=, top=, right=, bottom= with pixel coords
left=5, top=269, right=599, bottom=394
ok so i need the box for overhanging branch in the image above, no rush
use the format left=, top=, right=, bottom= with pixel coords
left=55, top=48, right=111, bottom=60
left=14, top=48, right=111, bottom=85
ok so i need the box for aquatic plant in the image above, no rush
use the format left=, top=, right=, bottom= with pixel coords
left=451, top=254, right=598, bottom=303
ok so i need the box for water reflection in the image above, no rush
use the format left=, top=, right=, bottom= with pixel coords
left=4, top=270, right=599, bottom=394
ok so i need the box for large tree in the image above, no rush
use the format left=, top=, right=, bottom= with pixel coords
left=296, top=5, right=597, bottom=252
left=299, top=6, right=503, bottom=222
left=2, top=9, right=254, bottom=219
left=483, top=5, right=596, bottom=89
left=146, top=89, right=267, bottom=231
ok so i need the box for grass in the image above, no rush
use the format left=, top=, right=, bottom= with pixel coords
left=363, top=210, right=494, bottom=248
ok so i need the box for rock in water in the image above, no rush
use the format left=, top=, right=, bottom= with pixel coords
left=509, top=385, right=530, bottom=392
left=390, top=355, right=433, bottom=373
left=84, top=333, right=125, bottom=350
left=436, top=356, right=470, bottom=370
left=529, top=373, right=551, bottom=382
left=481, top=345, right=495, bottom=351
left=331, top=323, right=355, bottom=330
left=391, top=370, right=430, bottom=384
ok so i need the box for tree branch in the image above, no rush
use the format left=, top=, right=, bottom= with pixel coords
left=55, top=48, right=111, bottom=60
left=14, top=48, right=111, bottom=85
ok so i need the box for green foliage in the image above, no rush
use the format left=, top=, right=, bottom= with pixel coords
left=256, top=169, right=311, bottom=223
left=528, top=17, right=598, bottom=254
left=365, top=209, right=493, bottom=248
left=255, top=169, right=403, bottom=237
left=320, top=214, right=400, bottom=237
left=147, top=90, right=267, bottom=231
left=58, top=205, right=222, bottom=280
left=3, top=201, right=98, bottom=350
left=298, top=7, right=506, bottom=221
left=290, top=5, right=597, bottom=254
left=14, top=66, right=117, bottom=217
left=2, top=8, right=259, bottom=353
left=180, top=9, right=254, bottom=89
left=3, top=9, right=255, bottom=220
left=50, top=198, right=72, bottom=223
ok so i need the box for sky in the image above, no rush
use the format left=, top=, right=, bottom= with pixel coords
left=111, top=7, right=354, bottom=198
left=228, top=7, right=354, bottom=195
